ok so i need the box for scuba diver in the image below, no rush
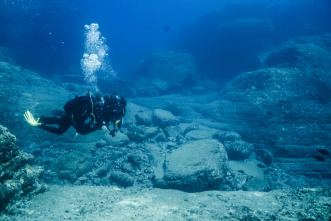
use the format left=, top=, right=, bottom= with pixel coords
left=24, top=92, right=127, bottom=137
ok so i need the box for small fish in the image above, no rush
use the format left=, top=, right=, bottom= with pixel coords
left=317, top=149, right=330, bottom=155
left=313, top=156, right=325, bottom=162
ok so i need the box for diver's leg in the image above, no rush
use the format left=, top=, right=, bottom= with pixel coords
left=39, top=125, right=65, bottom=135
left=39, top=115, right=71, bottom=135
left=56, top=116, right=72, bottom=134
left=39, top=116, right=62, bottom=124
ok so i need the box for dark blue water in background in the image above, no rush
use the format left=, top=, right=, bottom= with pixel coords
left=0, top=0, right=330, bottom=81
left=81, top=0, right=227, bottom=74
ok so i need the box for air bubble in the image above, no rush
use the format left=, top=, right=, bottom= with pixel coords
left=81, top=23, right=116, bottom=90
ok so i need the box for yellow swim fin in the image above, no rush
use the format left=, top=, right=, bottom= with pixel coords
left=24, top=110, right=41, bottom=127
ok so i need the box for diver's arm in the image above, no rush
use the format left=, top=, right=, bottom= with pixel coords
left=104, top=121, right=116, bottom=137
left=103, top=112, right=124, bottom=137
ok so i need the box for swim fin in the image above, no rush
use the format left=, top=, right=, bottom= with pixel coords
left=24, top=110, right=41, bottom=127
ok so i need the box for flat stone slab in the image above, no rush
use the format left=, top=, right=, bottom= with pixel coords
left=184, top=129, right=218, bottom=140
left=155, top=139, right=228, bottom=192
left=152, top=109, right=180, bottom=128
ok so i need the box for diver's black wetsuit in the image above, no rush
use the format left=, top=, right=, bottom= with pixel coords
left=39, top=92, right=126, bottom=136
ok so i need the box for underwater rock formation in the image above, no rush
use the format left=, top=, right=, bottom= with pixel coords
left=0, top=125, right=46, bottom=213
left=1, top=31, right=330, bottom=191
left=152, top=109, right=180, bottom=129
left=0, top=60, right=72, bottom=143
left=218, top=67, right=331, bottom=176
left=134, top=51, right=198, bottom=95
left=154, top=139, right=228, bottom=192
left=223, top=141, right=254, bottom=160
left=126, top=34, right=331, bottom=187
left=216, top=34, right=331, bottom=147
left=135, top=111, right=153, bottom=126
left=203, top=34, right=331, bottom=180
left=261, top=34, right=331, bottom=71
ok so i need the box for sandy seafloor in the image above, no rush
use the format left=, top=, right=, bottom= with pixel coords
left=1, top=185, right=330, bottom=220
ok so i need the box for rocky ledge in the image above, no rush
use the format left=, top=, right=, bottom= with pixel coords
left=0, top=125, right=47, bottom=214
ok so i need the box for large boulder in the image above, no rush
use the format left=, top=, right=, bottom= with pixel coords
left=216, top=66, right=331, bottom=147
left=135, top=111, right=153, bottom=126
left=184, top=128, right=219, bottom=140
left=223, top=141, right=254, bottom=160
left=152, top=109, right=180, bottom=129
left=110, top=171, right=134, bottom=187
left=261, top=34, right=331, bottom=70
left=103, top=132, right=129, bottom=147
left=154, top=139, right=228, bottom=192
left=0, top=125, right=46, bottom=213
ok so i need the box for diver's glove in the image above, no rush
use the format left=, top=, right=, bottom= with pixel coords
left=109, top=120, right=122, bottom=137
left=24, top=111, right=42, bottom=127
left=109, top=129, right=116, bottom=137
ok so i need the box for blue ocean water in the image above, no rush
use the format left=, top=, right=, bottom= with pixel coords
left=0, top=0, right=330, bottom=81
